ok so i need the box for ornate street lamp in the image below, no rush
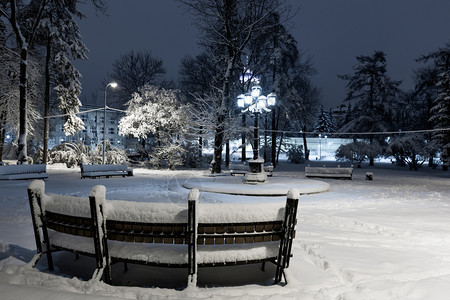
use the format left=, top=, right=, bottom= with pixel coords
left=103, top=82, right=117, bottom=164
left=237, top=85, right=276, bottom=183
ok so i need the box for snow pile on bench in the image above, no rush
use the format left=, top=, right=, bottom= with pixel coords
left=199, top=202, right=284, bottom=223
left=105, top=200, right=188, bottom=223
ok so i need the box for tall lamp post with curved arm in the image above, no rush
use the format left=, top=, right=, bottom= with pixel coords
left=237, top=85, right=276, bottom=183
left=103, top=82, right=118, bottom=164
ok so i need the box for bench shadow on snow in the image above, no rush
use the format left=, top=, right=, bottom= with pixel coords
left=34, top=251, right=278, bottom=289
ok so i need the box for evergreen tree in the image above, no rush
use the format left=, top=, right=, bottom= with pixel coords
left=314, top=106, right=336, bottom=133
left=418, top=44, right=450, bottom=170
left=339, top=51, right=401, bottom=165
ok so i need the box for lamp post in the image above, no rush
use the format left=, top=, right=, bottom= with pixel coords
left=103, top=82, right=117, bottom=164
left=237, top=85, right=276, bottom=183
left=318, top=134, right=322, bottom=160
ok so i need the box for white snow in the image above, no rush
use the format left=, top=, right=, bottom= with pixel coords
left=0, top=162, right=450, bottom=299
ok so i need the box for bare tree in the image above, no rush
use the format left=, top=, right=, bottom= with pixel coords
left=179, top=0, right=290, bottom=173
left=107, top=50, right=166, bottom=108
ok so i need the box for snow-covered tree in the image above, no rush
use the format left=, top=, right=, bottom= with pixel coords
left=0, top=44, right=43, bottom=161
left=314, top=106, right=336, bottom=133
left=339, top=51, right=401, bottom=165
left=0, top=0, right=104, bottom=163
left=179, top=52, right=220, bottom=165
left=335, top=140, right=380, bottom=168
left=0, top=0, right=47, bottom=163
left=180, top=0, right=290, bottom=173
left=243, top=11, right=318, bottom=166
left=387, top=134, right=436, bottom=171
left=418, top=44, right=450, bottom=171
left=119, top=85, right=188, bottom=169
left=44, top=2, right=89, bottom=136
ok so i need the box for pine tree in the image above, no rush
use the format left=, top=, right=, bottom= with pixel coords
left=339, top=51, right=401, bottom=165
left=314, top=106, right=336, bottom=133
left=418, top=44, right=450, bottom=170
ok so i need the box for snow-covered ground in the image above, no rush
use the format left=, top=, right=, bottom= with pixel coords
left=0, top=161, right=449, bottom=299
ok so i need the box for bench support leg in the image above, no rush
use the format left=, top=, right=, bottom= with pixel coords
left=187, top=189, right=198, bottom=288
left=275, top=196, right=298, bottom=284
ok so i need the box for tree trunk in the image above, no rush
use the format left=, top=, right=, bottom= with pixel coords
left=198, top=126, right=203, bottom=165
left=276, top=130, right=284, bottom=164
left=369, top=135, right=374, bottom=166
left=0, top=112, right=5, bottom=161
left=241, top=114, right=246, bottom=162
left=263, top=114, right=268, bottom=162
left=271, top=109, right=277, bottom=167
left=225, top=139, right=230, bottom=167
left=212, top=59, right=232, bottom=173
left=43, top=35, right=51, bottom=164
left=212, top=116, right=225, bottom=173
left=17, top=47, right=28, bottom=163
left=303, top=125, right=309, bottom=161
left=7, top=0, right=46, bottom=164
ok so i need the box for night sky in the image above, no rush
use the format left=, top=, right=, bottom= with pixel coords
left=75, top=0, right=450, bottom=109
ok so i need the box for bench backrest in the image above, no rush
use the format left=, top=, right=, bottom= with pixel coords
left=81, top=164, right=127, bottom=172
left=0, top=164, right=46, bottom=175
left=27, top=180, right=110, bottom=282
left=305, top=166, right=353, bottom=175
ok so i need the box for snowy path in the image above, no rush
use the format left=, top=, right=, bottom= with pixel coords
left=0, top=163, right=449, bottom=299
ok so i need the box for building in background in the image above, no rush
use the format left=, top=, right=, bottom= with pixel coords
left=49, top=105, right=126, bottom=150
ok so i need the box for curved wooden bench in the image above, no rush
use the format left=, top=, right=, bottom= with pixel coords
left=27, top=180, right=299, bottom=287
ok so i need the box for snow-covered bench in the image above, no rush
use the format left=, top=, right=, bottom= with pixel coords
left=27, top=180, right=110, bottom=283
left=80, top=163, right=133, bottom=179
left=0, top=164, right=48, bottom=180
left=305, top=165, right=353, bottom=179
left=229, top=162, right=274, bottom=177
left=27, top=180, right=299, bottom=287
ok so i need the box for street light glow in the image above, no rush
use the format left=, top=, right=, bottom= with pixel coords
left=236, top=80, right=276, bottom=184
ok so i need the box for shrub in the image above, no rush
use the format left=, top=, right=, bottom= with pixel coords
left=287, top=145, right=305, bottom=164
left=335, top=141, right=380, bottom=167
left=386, top=134, right=436, bottom=171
